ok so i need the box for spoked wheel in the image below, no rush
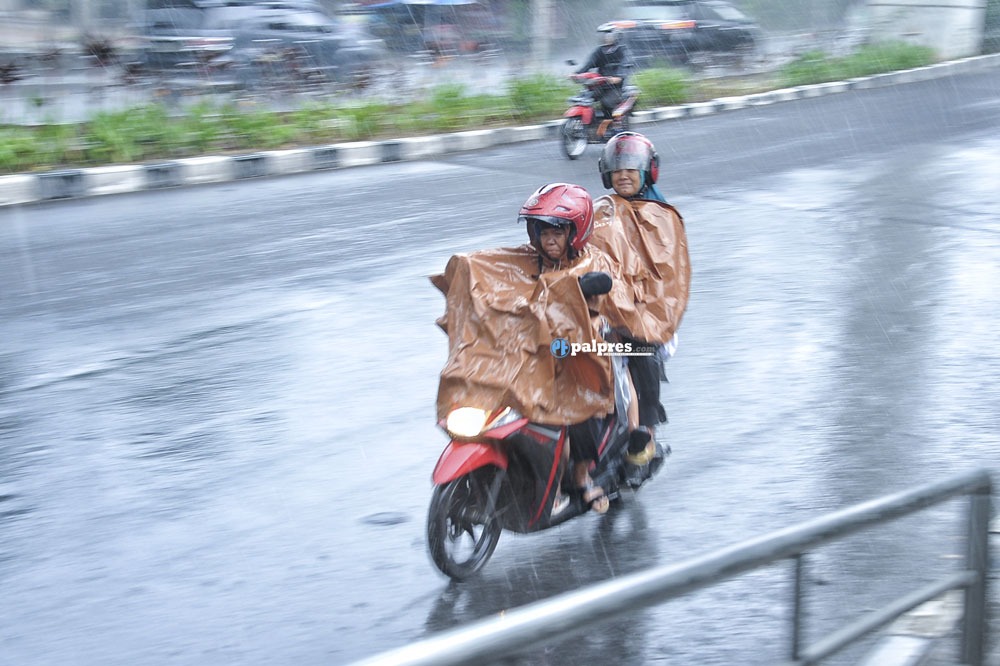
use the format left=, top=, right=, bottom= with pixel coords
left=561, top=117, right=588, bottom=160
left=427, top=468, right=502, bottom=580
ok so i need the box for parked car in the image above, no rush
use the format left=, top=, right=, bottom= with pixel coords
left=136, top=0, right=387, bottom=85
left=363, top=1, right=506, bottom=56
left=138, top=0, right=235, bottom=73
left=601, top=0, right=762, bottom=67
left=225, top=6, right=388, bottom=86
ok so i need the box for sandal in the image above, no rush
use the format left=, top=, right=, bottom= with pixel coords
left=551, top=492, right=571, bottom=518
left=582, top=482, right=609, bottom=515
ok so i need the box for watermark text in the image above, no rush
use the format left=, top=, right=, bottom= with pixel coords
left=550, top=337, right=655, bottom=358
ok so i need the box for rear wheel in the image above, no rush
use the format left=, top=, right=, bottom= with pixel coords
left=427, top=468, right=502, bottom=580
left=561, top=117, right=588, bottom=160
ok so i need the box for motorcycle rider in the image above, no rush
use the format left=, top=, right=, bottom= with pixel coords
left=592, top=132, right=691, bottom=471
left=519, top=183, right=613, bottom=515
left=574, top=25, right=636, bottom=133
left=434, top=181, right=678, bottom=519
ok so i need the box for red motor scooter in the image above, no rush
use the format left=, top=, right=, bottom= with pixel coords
left=560, top=71, right=640, bottom=160
left=425, top=324, right=666, bottom=580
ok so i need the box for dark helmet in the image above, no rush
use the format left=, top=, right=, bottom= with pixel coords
left=598, top=131, right=660, bottom=189
left=518, top=183, right=595, bottom=255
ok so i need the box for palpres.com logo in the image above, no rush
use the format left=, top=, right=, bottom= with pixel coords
left=549, top=338, right=655, bottom=358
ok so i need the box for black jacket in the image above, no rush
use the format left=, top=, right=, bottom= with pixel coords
left=576, top=43, right=635, bottom=81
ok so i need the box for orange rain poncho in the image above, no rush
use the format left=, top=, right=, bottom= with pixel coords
left=432, top=196, right=690, bottom=426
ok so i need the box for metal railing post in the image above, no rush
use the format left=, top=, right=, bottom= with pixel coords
left=791, top=553, right=805, bottom=660
left=961, top=482, right=992, bottom=666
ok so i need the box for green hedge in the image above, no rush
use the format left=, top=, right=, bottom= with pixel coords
left=0, top=42, right=941, bottom=174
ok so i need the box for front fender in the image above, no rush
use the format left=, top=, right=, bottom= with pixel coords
left=432, top=440, right=508, bottom=485
left=564, top=106, right=593, bottom=125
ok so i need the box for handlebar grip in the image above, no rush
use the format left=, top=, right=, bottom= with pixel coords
left=579, top=271, right=613, bottom=297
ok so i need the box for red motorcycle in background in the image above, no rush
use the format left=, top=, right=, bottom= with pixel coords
left=560, top=69, right=640, bottom=160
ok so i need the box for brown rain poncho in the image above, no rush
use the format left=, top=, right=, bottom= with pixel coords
left=589, top=194, right=691, bottom=344
left=432, top=197, right=690, bottom=426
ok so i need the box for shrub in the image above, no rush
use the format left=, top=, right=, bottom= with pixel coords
left=0, top=128, right=37, bottom=172
left=633, top=68, right=691, bottom=106
left=840, top=42, right=936, bottom=77
left=780, top=42, right=936, bottom=87
left=507, top=74, right=572, bottom=120
left=779, top=50, right=841, bottom=87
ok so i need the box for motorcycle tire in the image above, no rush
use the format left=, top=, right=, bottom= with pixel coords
left=426, top=467, right=502, bottom=580
left=561, top=117, right=588, bottom=160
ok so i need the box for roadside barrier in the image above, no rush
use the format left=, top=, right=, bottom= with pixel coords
left=348, top=468, right=992, bottom=666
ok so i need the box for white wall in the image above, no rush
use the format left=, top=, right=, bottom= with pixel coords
left=866, top=0, right=987, bottom=59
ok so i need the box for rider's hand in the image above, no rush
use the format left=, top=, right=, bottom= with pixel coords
left=610, top=76, right=622, bottom=84
left=579, top=271, right=613, bottom=297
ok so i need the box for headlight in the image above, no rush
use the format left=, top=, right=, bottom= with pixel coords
left=444, top=407, right=523, bottom=439
left=445, top=407, right=489, bottom=438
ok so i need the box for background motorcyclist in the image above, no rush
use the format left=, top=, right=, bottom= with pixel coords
left=574, top=25, right=636, bottom=129
left=594, top=132, right=690, bottom=469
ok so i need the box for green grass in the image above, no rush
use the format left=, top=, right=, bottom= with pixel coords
left=633, top=67, right=690, bottom=106
left=0, top=41, right=942, bottom=174
left=778, top=42, right=936, bottom=87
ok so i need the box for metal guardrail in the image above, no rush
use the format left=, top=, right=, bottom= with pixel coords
left=349, top=468, right=992, bottom=666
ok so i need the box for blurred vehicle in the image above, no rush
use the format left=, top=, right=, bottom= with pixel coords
left=136, top=0, right=387, bottom=84
left=560, top=69, right=640, bottom=160
left=138, top=0, right=235, bottom=73
left=227, top=5, right=387, bottom=86
left=602, top=0, right=762, bottom=67
left=362, top=0, right=505, bottom=56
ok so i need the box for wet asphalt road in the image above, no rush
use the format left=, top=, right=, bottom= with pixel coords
left=1, top=68, right=999, bottom=665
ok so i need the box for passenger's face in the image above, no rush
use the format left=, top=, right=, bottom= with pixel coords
left=539, top=226, right=570, bottom=261
left=612, top=169, right=642, bottom=197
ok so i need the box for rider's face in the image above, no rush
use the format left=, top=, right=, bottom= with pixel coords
left=539, top=226, right=570, bottom=262
left=612, top=169, right=642, bottom=197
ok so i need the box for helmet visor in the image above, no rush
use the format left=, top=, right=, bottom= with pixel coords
left=519, top=215, right=572, bottom=229
left=601, top=139, right=652, bottom=173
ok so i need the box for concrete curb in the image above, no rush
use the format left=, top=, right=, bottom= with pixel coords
left=3, top=52, right=1000, bottom=208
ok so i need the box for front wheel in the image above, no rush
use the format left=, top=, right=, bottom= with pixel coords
left=618, top=111, right=631, bottom=134
left=427, top=468, right=502, bottom=580
left=561, top=117, right=588, bottom=160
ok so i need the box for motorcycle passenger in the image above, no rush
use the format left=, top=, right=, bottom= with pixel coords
left=518, top=183, right=611, bottom=515
left=601, top=131, right=668, bottom=203
left=593, top=132, right=691, bottom=469
left=574, top=25, right=636, bottom=132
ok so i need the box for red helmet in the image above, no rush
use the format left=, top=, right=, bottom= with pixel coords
left=598, top=131, right=660, bottom=189
left=518, top=183, right=594, bottom=254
